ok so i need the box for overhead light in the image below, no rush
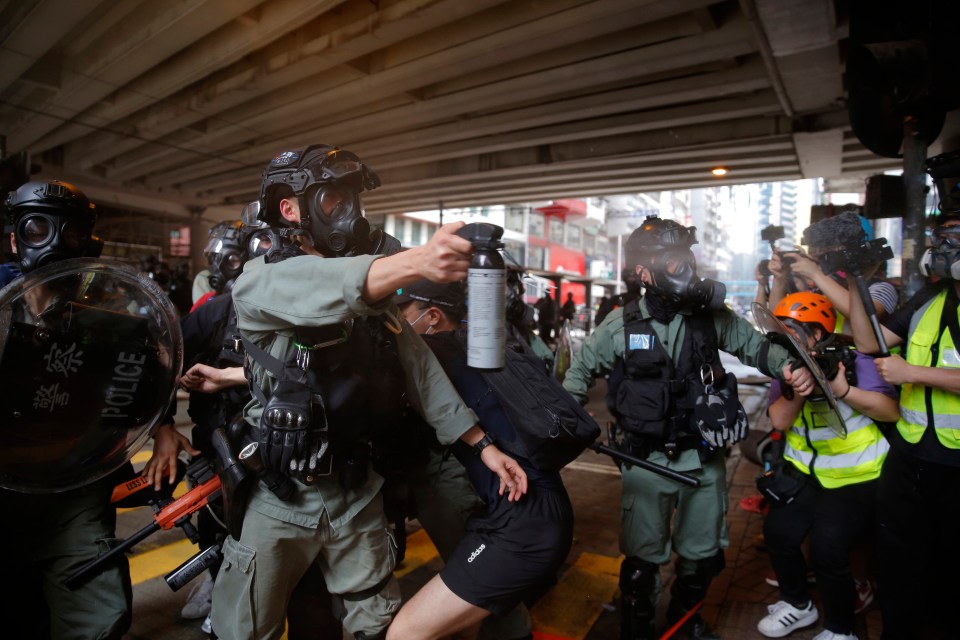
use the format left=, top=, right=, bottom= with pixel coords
left=711, top=167, right=728, bottom=176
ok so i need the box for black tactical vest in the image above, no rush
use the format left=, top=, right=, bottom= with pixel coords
left=245, top=247, right=408, bottom=450
left=606, top=298, right=722, bottom=447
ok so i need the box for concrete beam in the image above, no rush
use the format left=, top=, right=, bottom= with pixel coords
left=5, top=0, right=267, bottom=152
left=129, top=13, right=757, bottom=187
left=0, top=0, right=101, bottom=95
left=792, top=129, right=843, bottom=178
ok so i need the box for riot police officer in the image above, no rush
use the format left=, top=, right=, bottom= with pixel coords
left=209, top=144, right=527, bottom=640
left=562, top=216, right=813, bottom=640
left=0, top=180, right=130, bottom=640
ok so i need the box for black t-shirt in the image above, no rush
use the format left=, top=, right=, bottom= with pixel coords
left=423, top=332, right=563, bottom=509
left=163, top=292, right=249, bottom=450
left=880, top=281, right=960, bottom=467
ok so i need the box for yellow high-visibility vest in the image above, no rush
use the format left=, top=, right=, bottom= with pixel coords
left=897, top=289, right=960, bottom=448
left=785, top=399, right=889, bottom=488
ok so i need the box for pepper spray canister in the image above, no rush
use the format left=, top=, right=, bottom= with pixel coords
left=455, top=223, right=506, bottom=369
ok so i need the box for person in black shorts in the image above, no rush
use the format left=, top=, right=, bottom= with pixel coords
left=387, top=279, right=573, bottom=640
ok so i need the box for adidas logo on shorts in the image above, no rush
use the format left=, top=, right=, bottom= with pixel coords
left=467, top=544, right=486, bottom=563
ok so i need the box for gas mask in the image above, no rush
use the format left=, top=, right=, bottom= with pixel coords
left=204, top=218, right=279, bottom=293
left=645, top=249, right=727, bottom=310
left=6, top=181, right=102, bottom=273
left=919, top=225, right=960, bottom=280
left=204, top=222, right=245, bottom=293
left=302, top=182, right=371, bottom=257
left=14, top=213, right=103, bottom=272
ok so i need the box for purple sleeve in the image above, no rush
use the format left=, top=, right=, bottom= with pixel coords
left=852, top=351, right=898, bottom=398
left=769, top=379, right=783, bottom=405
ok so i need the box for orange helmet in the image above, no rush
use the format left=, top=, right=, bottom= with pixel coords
left=773, top=292, right=836, bottom=335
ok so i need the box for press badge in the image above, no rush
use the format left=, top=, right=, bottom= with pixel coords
left=942, top=347, right=960, bottom=368
left=629, top=334, right=656, bottom=350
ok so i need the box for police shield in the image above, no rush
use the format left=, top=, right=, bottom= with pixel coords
left=751, top=302, right=846, bottom=439
left=0, top=259, right=183, bottom=492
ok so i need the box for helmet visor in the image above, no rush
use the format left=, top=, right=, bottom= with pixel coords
left=241, top=201, right=261, bottom=226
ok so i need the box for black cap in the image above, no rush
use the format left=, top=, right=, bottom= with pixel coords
left=395, top=279, right=467, bottom=315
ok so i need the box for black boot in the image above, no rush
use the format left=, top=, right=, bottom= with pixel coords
left=619, top=557, right=658, bottom=640
left=666, top=575, right=720, bottom=640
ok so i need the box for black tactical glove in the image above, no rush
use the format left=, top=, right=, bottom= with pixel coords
left=690, top=369, right=748, bottom=449
left=260, top=379, right=328, bottom=482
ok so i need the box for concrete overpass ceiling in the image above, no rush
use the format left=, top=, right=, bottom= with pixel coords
left=0, top=0, right=901, bottom=224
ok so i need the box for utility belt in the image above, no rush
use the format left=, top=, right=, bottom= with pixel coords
left=615, top=428, right=707, bottom=461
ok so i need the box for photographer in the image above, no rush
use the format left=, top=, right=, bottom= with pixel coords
left=770, top=214, right=898, bottom=330
left=757, top=293, right=896, bottom=640
left=846, top=207, right=960, bottom=639
left=764, top=255, right=814, bottom=308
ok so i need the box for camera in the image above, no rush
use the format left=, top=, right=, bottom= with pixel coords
left=810, top=335, right=858, bottom=387
left=761, top=225, right=785, bottom=243
left=817, top=238, right=894, bottom=274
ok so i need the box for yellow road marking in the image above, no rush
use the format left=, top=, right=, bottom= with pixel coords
left=394, top=528, right=439, bottom=578
left=531, top=552, right=622, bottom=640
left=130, top=537, right=198, bottom=586
left=131, top=450, right=152, bottom=466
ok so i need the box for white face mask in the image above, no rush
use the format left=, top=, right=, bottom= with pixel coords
left=408, top=308, right=434, bottom=334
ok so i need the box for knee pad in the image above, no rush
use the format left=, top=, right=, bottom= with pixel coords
left=619, top=556, right=658, bottom=598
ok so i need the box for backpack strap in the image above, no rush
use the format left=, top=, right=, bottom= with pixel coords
left=942, top=285, right=960, bottom=354
left=239, top=332, right=305, bottom=407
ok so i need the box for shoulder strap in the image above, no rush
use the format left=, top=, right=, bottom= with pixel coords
left=686, top=311, right=719, bottom=368
left=940, top=286, right=960, bottom=351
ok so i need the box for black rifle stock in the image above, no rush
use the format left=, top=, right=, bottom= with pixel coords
left=65, top=459, right=221, bottom=591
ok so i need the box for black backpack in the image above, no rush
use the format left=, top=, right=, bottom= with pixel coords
left=435, top=329, right=600, bottom=472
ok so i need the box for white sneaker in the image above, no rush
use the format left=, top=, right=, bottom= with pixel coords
left=201, top=614, right=212, bottom=635
left=812, top=631, right=858, bottom=640
left=757, top=600, right=819, bottom=638
left=181, top=576, right=214, bottom=619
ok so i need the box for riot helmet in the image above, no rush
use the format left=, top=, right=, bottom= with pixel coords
left=5, top=180, right=103, bottom=272
left=625, top=216, right=724, bottom=308
left=926, top=150, right=960, bottom=215
left=204, top=217, right=278, bottom=293
left=256, top=144, right=381, bottom=257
